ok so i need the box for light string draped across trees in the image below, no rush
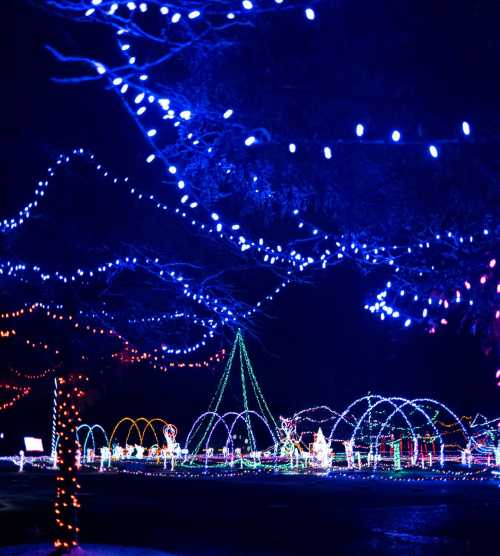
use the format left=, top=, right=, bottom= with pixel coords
left=16, top=0, right=491, bottom=353
left=1, top=148, right=497, bottom=352
left=0, top=302, right=227, bottom=372
left=0, top=383, right=31, bottom=411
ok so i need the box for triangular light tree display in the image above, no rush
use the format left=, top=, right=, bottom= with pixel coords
left=188, top=330, right=278, bottom=456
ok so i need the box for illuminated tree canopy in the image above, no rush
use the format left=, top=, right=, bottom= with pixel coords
left=0, top=0, right=498, bottom=375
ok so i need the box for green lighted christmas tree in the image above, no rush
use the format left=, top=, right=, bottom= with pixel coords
left=188, top=330, right=278, bottom=456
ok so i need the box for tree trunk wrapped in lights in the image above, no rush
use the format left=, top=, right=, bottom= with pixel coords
left=53, top=374, right=87, bottom=554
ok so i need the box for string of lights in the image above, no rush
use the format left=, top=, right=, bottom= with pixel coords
left=1, top=146, right=495, bottom=342
left=0, top=302, right=227, bottom=372
left=365, top=256, right=499, bottom=332
left=0, top=383, right=32, bottom=412
left=9, top=366, right=59, bottom=381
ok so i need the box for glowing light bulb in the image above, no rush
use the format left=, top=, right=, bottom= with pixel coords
left=391, top=130, right=401, bottom=142
left=462, top=121, right=471, bottom=136
left=245, top=136, right=256, bottom=146
left=305, top=8, right=315, bottom=20
left=355, top=124, right=364, bottom=137
left=429, top=145, right=439, bottom=158
left=289, top=143, right=296, bottom=153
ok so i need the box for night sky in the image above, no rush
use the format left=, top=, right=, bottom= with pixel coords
left=1, top=1, right=499, bottom=452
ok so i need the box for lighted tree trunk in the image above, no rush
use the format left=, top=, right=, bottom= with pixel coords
left=53, top=374, right=87, bottom=554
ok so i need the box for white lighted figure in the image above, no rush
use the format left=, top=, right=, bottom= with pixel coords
left=135, top=444, right=145, bottom=459
left=465, top=444, right=472, bottom=467
left=112, top=445, right=123, bottom=460
left=164, top=424, right=178, bottom=451
left=161, top=448, right=168, bottom=469
left=251, top=450, right=262, bottom=463
left=18, top=450, right=25, bottom=473
left=311, top=428, right=331, bottom=468
left=367, top=444, right=374, bottom=466
left=356, top=451, right=362, bottom=470
left=279, top=416, right=300, bottom=457
left=343, top=439, right=354, bottom=469
left=100, top=446, right=110, bottom=467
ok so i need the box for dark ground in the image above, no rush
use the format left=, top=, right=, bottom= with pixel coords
left=0, top=468, right=498, bottom=555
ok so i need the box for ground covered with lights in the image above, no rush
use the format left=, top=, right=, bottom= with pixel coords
left=0, top=467, right=498, bottom=556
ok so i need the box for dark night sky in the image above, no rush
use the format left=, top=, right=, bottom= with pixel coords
left=0, top=1, right=498, bottom=451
